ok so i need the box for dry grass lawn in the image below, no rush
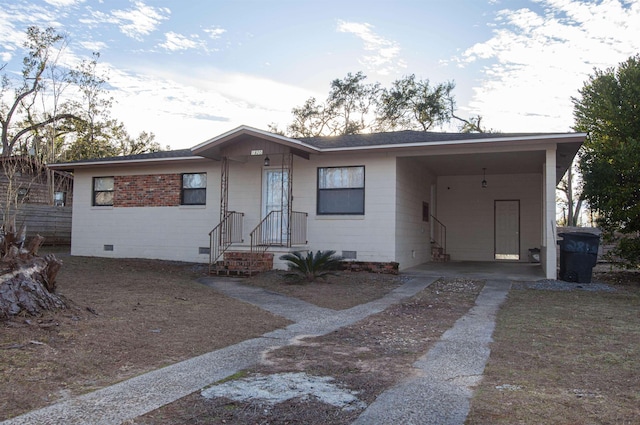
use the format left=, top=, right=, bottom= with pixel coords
left=466, top=274, right=640, bottom=424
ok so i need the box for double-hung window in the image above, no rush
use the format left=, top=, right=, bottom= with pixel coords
left=317, top=166, right=365, bottom=215
left=93, top=177, right=114, bottom=206
left=181, top=173, right=206, bottom=205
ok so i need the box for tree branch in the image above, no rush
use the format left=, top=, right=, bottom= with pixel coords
left=5, top=113, right=82, bottom=156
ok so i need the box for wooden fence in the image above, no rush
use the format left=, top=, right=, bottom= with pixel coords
left=6, top=205, right=72, bottom=245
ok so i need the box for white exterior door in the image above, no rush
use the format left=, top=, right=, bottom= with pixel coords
left=495, top=200, right=520, bottom=260
left=262, top=169, right=289, bottom=244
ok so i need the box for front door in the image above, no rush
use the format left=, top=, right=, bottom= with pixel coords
left=495, top=200, right=520, bottom=260
left=262, top=168, right=289, bottom=244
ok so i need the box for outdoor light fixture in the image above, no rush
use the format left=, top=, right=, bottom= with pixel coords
left=264, top=156, right=270, bottom=167
left=481, top=168, right=487, bottom=188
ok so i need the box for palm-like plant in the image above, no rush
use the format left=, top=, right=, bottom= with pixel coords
left=279, top=250, right=342, bottom=282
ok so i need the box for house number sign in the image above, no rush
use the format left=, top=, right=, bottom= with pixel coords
left=250, top=150, right=263, bottom=156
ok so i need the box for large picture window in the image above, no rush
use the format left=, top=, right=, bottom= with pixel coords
left=317, top=166, right=364, bottom=215
left=182, top=173, right=206, bottom=205
left=93, top=177, right=114, bottom=206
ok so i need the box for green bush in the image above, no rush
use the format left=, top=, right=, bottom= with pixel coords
left=279, top=250, right=342, bottom=282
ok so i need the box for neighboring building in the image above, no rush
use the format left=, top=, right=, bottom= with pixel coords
left=0, top=156, right=73, bottom=207
left=50, top=126, right=585, bottom=279
left=0, top=156, right=73, bottom=244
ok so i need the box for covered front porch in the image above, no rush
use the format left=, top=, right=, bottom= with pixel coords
left=191, top=128, right=315, bottom=275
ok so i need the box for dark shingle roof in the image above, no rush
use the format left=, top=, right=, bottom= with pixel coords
left=55, top=149, right=195, bottom=165
left=297, top=130, right=553, bottom=149
left=51, top=130, right=581, bottom=169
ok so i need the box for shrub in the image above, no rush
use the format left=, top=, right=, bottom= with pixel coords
left=279, top=250, right=342, bottom=282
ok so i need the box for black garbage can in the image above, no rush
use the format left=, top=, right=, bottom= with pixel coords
left=557, top=232, right=600, bottom=283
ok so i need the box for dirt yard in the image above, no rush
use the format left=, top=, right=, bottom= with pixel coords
left=2, top=248, right=638, bottom=424
left=130, top=277, right=484, bottom=425
left=0, top=248, right=404, bottom=421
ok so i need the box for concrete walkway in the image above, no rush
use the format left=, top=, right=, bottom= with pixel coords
left=353, top=279, right=511, bottom=424
left=2, top=275, right=438, bottom=425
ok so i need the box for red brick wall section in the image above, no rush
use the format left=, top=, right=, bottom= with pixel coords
left=222, top=252, right=274, bottom=273
left=114, top=174, right=181, bottom=207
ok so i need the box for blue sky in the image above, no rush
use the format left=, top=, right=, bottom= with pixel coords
left=1, top=0, right=639, bottom=149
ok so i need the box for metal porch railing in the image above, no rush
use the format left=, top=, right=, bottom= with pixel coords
left=431, top=214, right=447, bottom=256
left=208, top=211, right=244, bottom=272
left=249, top=210, right=308, bottom=273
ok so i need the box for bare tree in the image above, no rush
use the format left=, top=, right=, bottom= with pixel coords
left=557, top=158, right=585, bottom=227
left=0, top=27, right=80, bottom=157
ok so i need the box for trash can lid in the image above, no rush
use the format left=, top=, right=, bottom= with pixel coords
left=558, top=232, right=600, bottom=239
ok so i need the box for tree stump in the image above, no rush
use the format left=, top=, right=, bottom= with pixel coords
left=0, top=234, right=67, bottom=319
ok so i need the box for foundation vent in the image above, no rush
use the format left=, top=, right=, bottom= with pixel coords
left=342, top=250, right=357, bottom=259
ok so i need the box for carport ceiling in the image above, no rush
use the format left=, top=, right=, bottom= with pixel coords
left=414, top=151, right=547, bottom=176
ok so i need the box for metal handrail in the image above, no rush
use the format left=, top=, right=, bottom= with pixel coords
left=250, top=210, right=281, bottom=254
left=209, top=211, right=244, bottom=271
left=431, top=215, right=447, bottom=255
left=249, top=210, right=307, bottom=274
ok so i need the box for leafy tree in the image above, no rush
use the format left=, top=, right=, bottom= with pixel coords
left=62, top=53, right=117, bottom=159
left=573, top=54, right=640, bottom=267
left=287, top=72, right=379, bottom=137
left=328, top=71, right=380, bottom=135
left=120, top=131, right=165, bottom=156
left=60, top=54, right=163, bottom=161
left=376, top=74, right=454, bottom=132
left=287, top=97, right=334, bottom=137
left=279, top=250, right=342, bottom=282
left=283, top=72, right=485, bottom=137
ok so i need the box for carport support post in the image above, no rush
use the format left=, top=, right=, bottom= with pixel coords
left=543, top=147, right=557, bottom=279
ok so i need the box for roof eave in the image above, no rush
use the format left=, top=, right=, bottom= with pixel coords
left=191, top=125, right=319, bottom=157
left=313, top=133, right=587, bottom=152
left=48, top=155, right=207, bottom=171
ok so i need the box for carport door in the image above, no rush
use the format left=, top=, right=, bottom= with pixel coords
left=495, top=200, right=520, bottom=260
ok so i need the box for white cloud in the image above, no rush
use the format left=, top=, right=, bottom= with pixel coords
left=79, top=40, right=107, bottom=51
left=336, top=20, right=406, bottom=76
left=81, top=1, right=170, bottom=40
left=204, top=27, right=226, bottom=39
left=0, top=2, right=63, bottom=62
left=159, top=32, right=201, bottom=51
left=103, top=64, right=318, bottom=148
left=43, top=0, right=84, bottom=7
left=456, top=0, right=640, bottom=132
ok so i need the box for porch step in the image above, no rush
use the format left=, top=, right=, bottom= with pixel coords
left=431, top=253, right=451, bottom=262
left=431, top=246, right=450, bottom=263
left=209, top=251, right=274, bottom=277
